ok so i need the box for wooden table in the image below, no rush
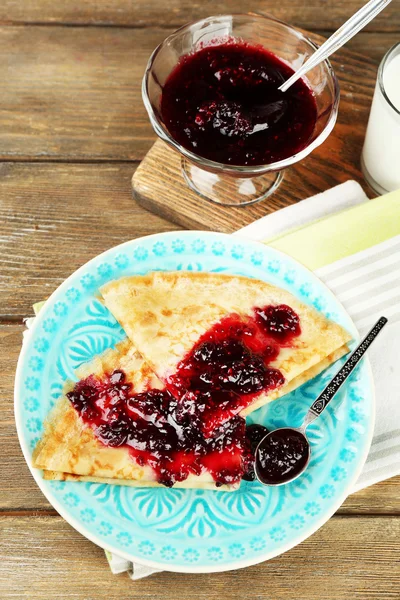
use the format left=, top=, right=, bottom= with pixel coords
left=1, top=2, right=399, bottom=598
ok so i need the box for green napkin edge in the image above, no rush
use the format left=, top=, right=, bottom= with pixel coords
left=33, top=301, right=46, bottom=315
left=265, top=189, right=400, bottom=270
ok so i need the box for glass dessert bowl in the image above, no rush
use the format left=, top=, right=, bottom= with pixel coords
left=142, top=13, right=340, bottom=206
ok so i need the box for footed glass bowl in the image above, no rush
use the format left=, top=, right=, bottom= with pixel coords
left=142, top=13, right=339, bottom=206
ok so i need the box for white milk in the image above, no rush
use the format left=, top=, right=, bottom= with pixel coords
left=362, top=47, right=400, bottom=193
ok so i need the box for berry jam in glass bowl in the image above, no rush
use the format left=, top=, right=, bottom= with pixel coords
left=142, top=13, right=339, bottom=206
left=160, top=42, right=318, bottom=167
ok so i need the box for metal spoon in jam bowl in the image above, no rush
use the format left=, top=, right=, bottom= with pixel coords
left=254, top=316, right=388, bottom=486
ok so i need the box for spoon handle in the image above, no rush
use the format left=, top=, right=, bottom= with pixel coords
left=304, top=316, right=388, bottom=426
left=279, top=0, right=392, bottom=92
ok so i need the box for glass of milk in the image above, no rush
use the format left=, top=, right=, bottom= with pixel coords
left=362, top=43, right=400, bottom=194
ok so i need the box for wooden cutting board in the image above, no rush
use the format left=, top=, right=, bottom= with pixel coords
left=132, top=31, right=377, bottom=233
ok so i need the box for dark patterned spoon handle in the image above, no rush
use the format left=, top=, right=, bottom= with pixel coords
left=304, top=316, right=388, bottom=425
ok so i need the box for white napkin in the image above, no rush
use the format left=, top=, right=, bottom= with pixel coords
left=236, top=180, right=368, bottom=242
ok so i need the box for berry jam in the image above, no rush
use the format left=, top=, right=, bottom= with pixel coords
left=67, top=371, right=247, bottom=487
left=167, top=305, right=301, bottom=435
left=255, top=428, right=310, bottom=485
left=161, top=42, right=317, bottom=166
left=255, top=304, right=301, bottom=342
left=243, top=424, right=269, bottom=482
left=66, top=303, right=300, bottom=487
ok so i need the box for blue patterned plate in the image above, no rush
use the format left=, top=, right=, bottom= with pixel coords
left=15, top=231, right=374, bottom=572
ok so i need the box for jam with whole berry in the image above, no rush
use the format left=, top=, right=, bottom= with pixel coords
left=255, top=428, right=309, bottom=484
left=67, top=370, right=248, bottom=487
left=161, top=41, right=317, bottom=166
left=167, top=304, right=301, bottom=435
left=66, top=303, right=300, bottom=487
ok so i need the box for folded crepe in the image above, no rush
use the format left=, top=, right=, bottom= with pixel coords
left=101, top=272, right=351, bottom=434
left=33, top=340, right=244, bottom=490
left=35, top=340, right=348, bottom=490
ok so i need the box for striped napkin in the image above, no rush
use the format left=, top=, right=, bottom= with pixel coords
left=315, top=238, right=400, bottom=490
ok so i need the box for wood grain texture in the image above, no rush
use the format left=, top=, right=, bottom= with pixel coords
left=3, top=323, right=400, bottom=513
left=322, top=32, right=400, bottom=64
left=0, top=324, right=52, bottom=510
left=0, top=163, right=181, bottom=319
left=1, top=516, right=399, bottom=599
left=0, top=26, right=166, bottom=161
left=0, top=0, right=398, bottom=32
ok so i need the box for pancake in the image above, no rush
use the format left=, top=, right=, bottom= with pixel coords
left=32, top=339, right=243, bottom=490
left=101, top=271, right=351, bottom=433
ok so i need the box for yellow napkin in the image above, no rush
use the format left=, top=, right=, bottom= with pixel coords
left=267, top=189, right=400, bottom=270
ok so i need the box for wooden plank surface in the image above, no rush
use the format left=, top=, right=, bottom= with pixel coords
left=323, top=32, right=399, bottom=64
left=0, top=0, right=398, bottom=32
left=0, top=26, right=163, bottom=161
left=1, top=516, right=399, bottom=599
left=0, top=163, right=181, bottom=319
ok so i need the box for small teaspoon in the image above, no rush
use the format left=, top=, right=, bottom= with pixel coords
left=279, top=0, right=392, bottom=93
left=254, top=316, right=388, bottom=486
